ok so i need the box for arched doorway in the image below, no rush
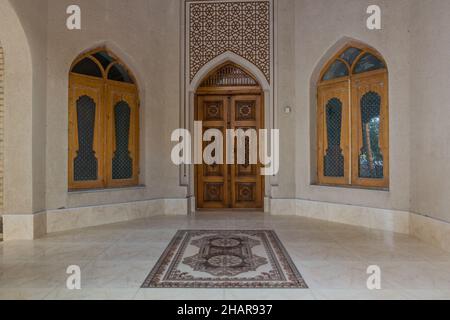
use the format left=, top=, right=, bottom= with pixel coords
left=195, top=63, right=265, bottom=210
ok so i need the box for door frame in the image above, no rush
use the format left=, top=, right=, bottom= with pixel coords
left=194, top=88, right=265, bottom=211
left=183, top=55, right=276, bottom=214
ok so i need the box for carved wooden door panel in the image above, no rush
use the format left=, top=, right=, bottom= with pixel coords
left=230, top=95, right=263, bottom=209
left=196, top=94, right=264, bottom=210
left=196, top=96, right=229, bottom=209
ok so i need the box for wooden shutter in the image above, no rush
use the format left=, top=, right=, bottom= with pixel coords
left=317, top=80, right=350, bottom=186
left=105, top=81, right=139, bottom=188
left=351, top=71, right=389, bottom=188
left=68, top=74, right=105, bottom=190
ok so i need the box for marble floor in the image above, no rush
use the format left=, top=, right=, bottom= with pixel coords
left=1, top=213, right=450, bottom=300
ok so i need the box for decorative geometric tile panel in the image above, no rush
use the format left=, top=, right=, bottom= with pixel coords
left=188, top=0, right=271, bottom=83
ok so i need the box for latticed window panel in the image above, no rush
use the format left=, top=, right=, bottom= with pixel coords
left=339, top=47, right=362, bottom=67
left=324, top=98, right=344, bottom=177
left=318, top=44, right=388, bottom=188
left=353, top=53, right=385, bottom=74
left=200, top=64, right=258, bottom=87
left=322, top=60, right=349, bottom=81
left=112, top=101, right=133, bottom=180
left=74, top=95, right=98, bottom=181
left=71, top=50, right=134, bottom=84
left=359, top=92, right=383, bottom=179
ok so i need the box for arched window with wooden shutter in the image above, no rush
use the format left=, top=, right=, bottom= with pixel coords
left=68, top=48, right=139, bottom=190
left=317, top=43, right=389, bottom=188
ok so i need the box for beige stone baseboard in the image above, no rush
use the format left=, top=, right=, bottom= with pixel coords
left=270, top=199, right=450, bottom=251
left=410, top=213, right=450, bottom=252
left=271, top=198, right=410, bottom=234
left=3, top=198, right=188, bottom=240
left=2, top=211, right=47, bottom=241
left=47, top=198, right=188, bottom=233
left=3, top=198, right=450, bottom=253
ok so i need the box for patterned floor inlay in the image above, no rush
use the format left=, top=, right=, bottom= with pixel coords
left=142, top=230, right=308, bottom=289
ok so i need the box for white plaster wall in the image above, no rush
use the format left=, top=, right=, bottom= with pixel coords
left=293, top=0, right=412, bottom=211
left=271, top=0, right=297, bottom=198
left=44, top=0, right=299, bottom=211
left=9, top=0, right=48, bottom=214
left=6, top=0, right=450, bottom=234
left=23, top=0, right=414, bottom=214
left=409, top=0, right=450, bottom=223
left=0, top=0, right=34, bottom=215
left=45, top=0, right=186, bottom=211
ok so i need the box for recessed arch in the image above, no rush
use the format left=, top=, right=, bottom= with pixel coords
left=318, top=41, right=387, bottom=83
left=0, top=0, right=34, bottom=217
left=314, top=39, right=389, bottom=189
left=70, top=47, right=137, bottom=84
left=67, top=42, right=145, bottom=91
left=68, top=47, right=140, bottom=190
left=199, top=62, right=260, bottom=88
left=190, top=51, right=270, bottom=92
left=184, top=51, right=275, bottom=213
left=193, top=57, right=265, bottom=210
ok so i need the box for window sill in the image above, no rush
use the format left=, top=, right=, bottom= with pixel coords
left=68, top=185, right=146, bottom=195
left=310, top=183, right=389, bottom=192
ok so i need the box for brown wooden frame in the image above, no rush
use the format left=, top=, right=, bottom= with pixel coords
left=230, top=94, right=264, bottom=209
left=317, top=43, right=389, bottom=189
left=195, top=63, right=265, bottom=210
left=351, top=70, right=389, bottom=188
left=68, top=48, right=140, bottom=191
left=195, top=91, right=265, bottom=210
left=317, top=80, right=350, bottom=186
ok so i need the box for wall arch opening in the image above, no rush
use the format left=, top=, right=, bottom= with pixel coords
left=68, top=48, right=140, bottom=190
left=313, top=41, right=389, bottom=189
left=194, top=61, right=265, bottom=210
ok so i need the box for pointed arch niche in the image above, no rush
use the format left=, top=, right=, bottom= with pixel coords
left=182, top=0, right=276, bottom=213
left=314, top=41, right=389, bottom=189
left=68, top=47, right=140, bottom=190
left=183, top=52, right=276, bottom=213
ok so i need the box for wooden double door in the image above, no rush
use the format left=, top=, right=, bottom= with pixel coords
left=196, top=94, right=264, bottom=210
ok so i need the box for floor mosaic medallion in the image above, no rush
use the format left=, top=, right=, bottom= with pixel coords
left=142, top=230, right=308, bottom=289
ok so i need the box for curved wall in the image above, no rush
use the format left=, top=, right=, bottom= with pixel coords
left=3, top=0, right=450, bottom=242
left=294, top=0, right=412, bottom=212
